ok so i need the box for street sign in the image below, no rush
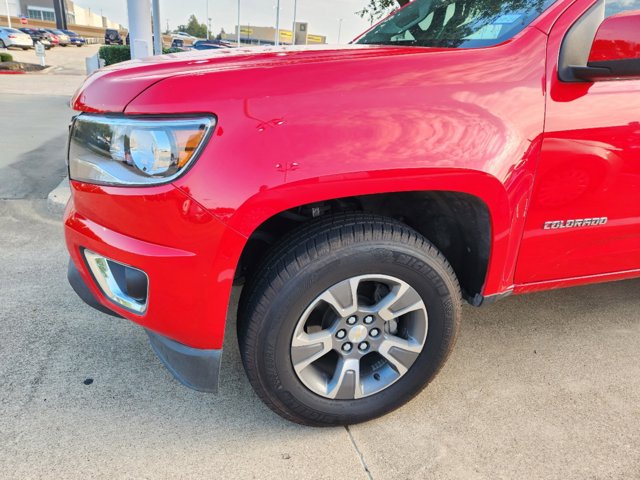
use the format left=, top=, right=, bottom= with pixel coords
left=20, top=17, right=27, bottom=25
left=35, top=42, right=46, bottom=66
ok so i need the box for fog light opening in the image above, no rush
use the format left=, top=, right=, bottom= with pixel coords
left=83, top=250, right=149, bottom=314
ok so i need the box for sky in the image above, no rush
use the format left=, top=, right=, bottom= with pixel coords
left=74, top=0, right=381, bottom=43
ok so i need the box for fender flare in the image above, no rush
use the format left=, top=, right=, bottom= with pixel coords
left=225, top=168, right=516, bottom=295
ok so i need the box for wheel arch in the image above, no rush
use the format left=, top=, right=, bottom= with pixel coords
left=231, top=169, right=513, bottom=303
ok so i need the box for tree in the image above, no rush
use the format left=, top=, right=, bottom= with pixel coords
left=357, top=0, right=409, bottom=24
left=176, top=14, right=208, bottom=38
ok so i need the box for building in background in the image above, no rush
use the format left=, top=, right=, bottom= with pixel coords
left=0, top=1, right=21, bottom=18
left=222, top=22, right=326, bottom=46
left=1, top=0, right=121, bottom=30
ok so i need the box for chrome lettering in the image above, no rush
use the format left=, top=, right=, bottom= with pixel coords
left=542, top=217, right=607, bottom=230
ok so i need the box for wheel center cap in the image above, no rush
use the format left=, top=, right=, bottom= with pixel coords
left=348, top=325, right=368, bottom=343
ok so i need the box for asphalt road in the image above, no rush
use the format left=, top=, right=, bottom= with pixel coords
left=1, top=53, right=639, bottom=479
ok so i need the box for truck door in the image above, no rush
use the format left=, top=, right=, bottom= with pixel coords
left=515, top=0, right=640, bottom=285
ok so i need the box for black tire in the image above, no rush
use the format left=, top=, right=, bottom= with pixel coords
left=0, top=39, right=6, bottom=48
left=238, top=214, right=461, bottom=426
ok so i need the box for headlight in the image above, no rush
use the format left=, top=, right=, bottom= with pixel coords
left=68, top=114, right=215, bottom=186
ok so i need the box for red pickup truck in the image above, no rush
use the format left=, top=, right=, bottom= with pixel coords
left=65, top=0, right=640, bottom=425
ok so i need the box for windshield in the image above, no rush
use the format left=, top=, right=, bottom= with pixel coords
left=356, top=0, right=556, bottom=48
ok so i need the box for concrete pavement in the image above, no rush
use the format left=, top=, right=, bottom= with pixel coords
left=0, top=47, right=85, bottom=205
left=0, top=199, right=638, bottom=479
left=0, top=44, right=98, bottom=96
left=0, top=94, right=72, bottom=200
left=4, top=44, right=101, bottom=76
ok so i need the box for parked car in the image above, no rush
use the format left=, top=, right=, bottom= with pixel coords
left=0, top=27, right=33, bottom=50
left=61, top=29, right=85, bottom=47
left=65, top=0, right=640, bottom=426
left=171, top=31, right=198, bottom=43
left=38, top=29, right=59, bottom=47
left=170, top=38, right=184, bottom=49
left=104, top=29, right=123, bottom=45
left=18, top=28, right=52, bottom=49
left=44, top=28, right=70, bottom=46
left=192, top=40, right=231, bottom=50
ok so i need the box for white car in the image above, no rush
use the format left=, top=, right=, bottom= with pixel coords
left=0, top=27, right=34, bottom=50
left=171, top=31, right=199, bottom=41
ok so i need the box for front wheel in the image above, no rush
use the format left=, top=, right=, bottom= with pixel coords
left=238, top=214, right=461, bottom=426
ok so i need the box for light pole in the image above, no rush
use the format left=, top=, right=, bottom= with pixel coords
left=4, top=0, right=12, bottom=28
left=291, top=0, right=297, bottom=45
left=152, top=0, right=162, bottom=55
left=337, top=18, right=343, bottom=44
left=206, top=0, right=209, bottom=39
left=274, top=0, right=280, bottom=46
left=236, top=0, right=241, bottom=46
left=127, top=0, right=153, bottom=59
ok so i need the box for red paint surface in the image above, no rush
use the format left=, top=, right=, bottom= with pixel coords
left=65, top=0, right=640, bottom=349
left=516, top=0, right=640, bottom=283
left=589, top=10, right=640, bottom=63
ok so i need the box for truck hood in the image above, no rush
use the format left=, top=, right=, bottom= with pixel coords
left=72, top=44, right=437, bottom=113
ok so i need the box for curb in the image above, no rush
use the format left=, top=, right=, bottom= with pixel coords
left=47, top=177, right=71, bottom=214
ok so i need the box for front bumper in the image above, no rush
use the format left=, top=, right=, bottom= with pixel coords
left=68, top=260, right=222, bottom=392
left=64, top=180, right=246, bottom=391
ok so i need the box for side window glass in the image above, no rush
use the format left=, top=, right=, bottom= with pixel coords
left=606, top=0, right=640, bottom=17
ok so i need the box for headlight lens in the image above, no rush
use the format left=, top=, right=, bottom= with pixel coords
left=68, top=114, right=215, bottom=186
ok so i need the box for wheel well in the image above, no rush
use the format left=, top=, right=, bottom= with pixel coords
left=236, top=191, right=491, bottom=304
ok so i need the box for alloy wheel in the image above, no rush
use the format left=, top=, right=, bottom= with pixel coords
left=290, top=274, right=428, bottom=400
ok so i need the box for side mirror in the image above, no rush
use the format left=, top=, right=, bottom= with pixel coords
left=571, top=10, right=640, bottom=81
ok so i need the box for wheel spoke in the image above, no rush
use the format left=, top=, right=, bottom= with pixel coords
left=378, top=335, right=422, bottom=375
left=291, top=330, right=333, bottom=371
left=326, top=357, right=362, bottom=400
left=319, top=277, right=360, bottom=317
left=375, top=283, right=425, bottom=321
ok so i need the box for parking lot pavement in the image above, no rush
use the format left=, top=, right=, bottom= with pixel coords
left=0, top=199, right=638, bottom=479
left=0, top=201, right=368, bottom=480
left=0, top=44, right=96, bottom=97
left=4, top=44, right=101, bottom=76
left=0, top=94, right=73, bottom=200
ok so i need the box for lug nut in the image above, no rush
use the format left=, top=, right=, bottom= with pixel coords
left=342, top=342, right=353, bottom=352
left=370, top=328, right=380, bottom=338
left=336, top=329, right=346, bottom=340
left=364, top=315, right=375, bottom=325
left=346, top=316, right=358, bottom=325
left=358, top=342, right=369, bottom=352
